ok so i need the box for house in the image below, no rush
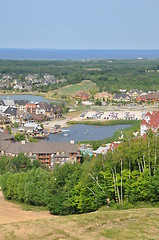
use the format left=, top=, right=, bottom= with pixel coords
left=32, top=113, right=48, bottom=122
left=140, top=111, right=159, bottom=136
left=36, top=102, right=50, bottom=115
left=93, top=142, right=120, bottom=157
left=113, top=93, right=131, bottom=102
left=0, top=140, right=81, bottom=169
left=74, top=91, right=89, bottom=101
left=14, top=100, right=29, bottom=111
left=136, top=92, right=159, bottom=103
left=16, top=110, right=33, bottom=124
left=94, top=92, right=112, bottom=101
left=0, top=115, right=10, bottom=128
left=48, top=104, right=62, bottom=119
left=4, top=107, right=17, bottom=123
left=127, top=89, right=145, bottom=98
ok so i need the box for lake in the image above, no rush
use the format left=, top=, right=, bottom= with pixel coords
left=0, top=94, right=55, bottom=103
left=46, top=124, right=131, bottom=142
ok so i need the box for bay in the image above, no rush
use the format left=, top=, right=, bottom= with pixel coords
left=0, top=49, right=159, bottom=60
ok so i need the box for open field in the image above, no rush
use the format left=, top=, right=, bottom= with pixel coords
left=0, top=190, right=159, bottom=240
left=46, top=80, right=97, bottom=99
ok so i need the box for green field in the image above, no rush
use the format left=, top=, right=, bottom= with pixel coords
left=49, top=80, right=98, bottom=99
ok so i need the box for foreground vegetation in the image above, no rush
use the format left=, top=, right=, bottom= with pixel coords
left=1, top=131, right=159, bottom=216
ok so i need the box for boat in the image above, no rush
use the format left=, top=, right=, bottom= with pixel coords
left=50, top=125, right=62, bottom=134
left=63, top=133, right=68, bottom=137
left=62, top=129, right=69, bottom=133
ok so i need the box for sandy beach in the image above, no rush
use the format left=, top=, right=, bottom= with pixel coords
left=43, top=110, right=144, bottom=130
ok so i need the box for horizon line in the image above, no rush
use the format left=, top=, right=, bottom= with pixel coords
left=0, top=48, right=159, bottom=51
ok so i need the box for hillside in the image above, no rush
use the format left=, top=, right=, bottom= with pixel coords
left=0, top=191, right=159, bottom=240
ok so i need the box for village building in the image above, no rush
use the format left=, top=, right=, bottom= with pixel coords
left=4, top=106, right=17, bottom=123
left=113, top=93, right=131, bottom=102
left=93, top=142, right=120, bottom=157
left=26, top=102, right=38, bottom=114
left=14, top=100, right=29, bottom=111
left=74, top=91, right=89, bottom=101
left=127, top=89, right=145, bottom=98
left=0, top=134, right=81, bottom=169
left=94, top=92, right=112, bottom=101
left=2, top=99, right=15, bottom=107
left=0, top=115, right=10, bottom=129
left=140, top=111, right=159, bottom=136
left=136, top=92, right=159, bottom=103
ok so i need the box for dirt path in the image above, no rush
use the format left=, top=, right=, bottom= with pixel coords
left=0, top=191, right=51, bottom=225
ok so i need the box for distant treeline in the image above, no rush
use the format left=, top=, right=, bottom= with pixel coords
left=1, top=131, right=159, bottom=215
left=1, top=59, right=159, bottom=92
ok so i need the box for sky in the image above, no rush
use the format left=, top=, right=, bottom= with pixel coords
left=1, top=0, right=159, bottom=49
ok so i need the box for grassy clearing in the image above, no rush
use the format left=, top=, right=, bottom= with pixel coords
left=49, top=80, right=98, bottom=99
left=0, top=207, right=159, bottom=240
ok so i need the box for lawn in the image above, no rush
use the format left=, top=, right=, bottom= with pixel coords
left=47, top=80, right=98, bottom=99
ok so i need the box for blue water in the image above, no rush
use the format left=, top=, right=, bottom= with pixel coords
left=0, top=49, right=159, bottom=60
left=46, top=124, right=131, bottom=143
left=0, top=94, right=58, bottom=103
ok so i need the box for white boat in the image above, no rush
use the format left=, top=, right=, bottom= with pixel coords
left=63, top=133, right=68, bottom=137
left=62, top=129, right=69, bottom=132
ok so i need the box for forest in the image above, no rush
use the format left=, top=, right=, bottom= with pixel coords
left=1, top=131, right=159, bottom=216
left=1, top=59, right=159, bottom=93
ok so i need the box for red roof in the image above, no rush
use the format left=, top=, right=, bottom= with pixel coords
left=143, top=111, right=159, bottom=129
left=109, top=142, right=119, bottom=151
left=141, top=119, right=148, bottom=125
left=145, top=112, right=151, bottom=117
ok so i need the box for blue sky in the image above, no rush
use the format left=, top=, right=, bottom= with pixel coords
left=1, top=0, right=159, bottom=49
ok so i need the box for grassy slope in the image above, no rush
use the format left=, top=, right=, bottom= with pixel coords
left=48, top=80, right=98, bottom=99
left=0, top=206, right=159, bottom=240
